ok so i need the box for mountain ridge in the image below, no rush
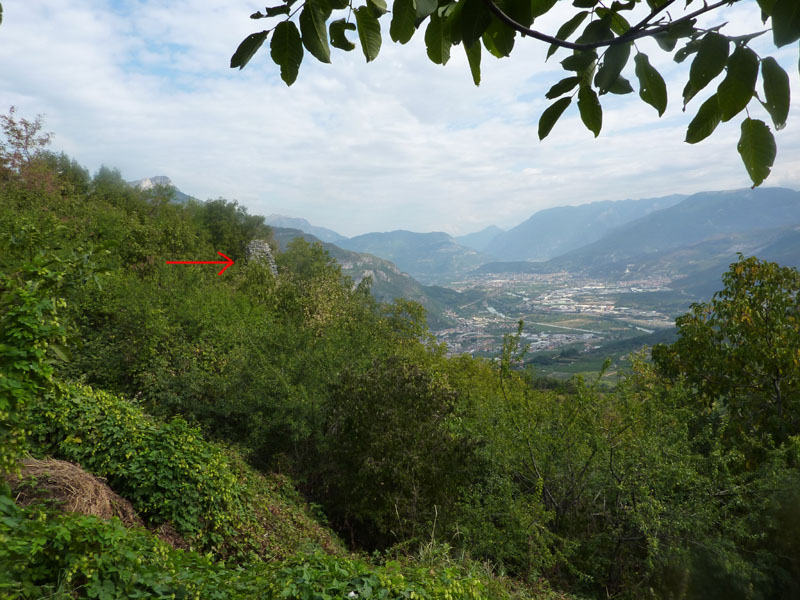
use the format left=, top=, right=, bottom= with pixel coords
left=265, top=214, right=347, bottom=243
left=337, top=230, right=488, bottom=284
left=128, top=175, right=196, bottom=204
left=486, top=194, right=687, bottom=261
left=456, top=225, right=504, bottom=252
left=549, top=187, right=800, bottom=274
left=271, top=227, right=457, bottom=327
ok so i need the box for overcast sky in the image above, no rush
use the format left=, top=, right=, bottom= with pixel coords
left=2, top=1, right=798, bottom=237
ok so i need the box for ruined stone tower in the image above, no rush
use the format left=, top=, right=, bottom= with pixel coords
left=245, top=239, right=278, bottom=277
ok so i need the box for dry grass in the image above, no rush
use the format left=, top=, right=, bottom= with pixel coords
left=7, top=457, right=187, bottom=549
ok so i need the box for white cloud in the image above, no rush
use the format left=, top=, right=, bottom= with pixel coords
left=0, top=0, right=797, bottom=237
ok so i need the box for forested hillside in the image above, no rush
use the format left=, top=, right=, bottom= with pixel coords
left=2, top=112, right=800, bottom=599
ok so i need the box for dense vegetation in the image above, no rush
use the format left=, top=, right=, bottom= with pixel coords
left=2, top=109, right=799, bottom=598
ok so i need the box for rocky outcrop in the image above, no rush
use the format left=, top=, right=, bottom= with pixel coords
left=246, top=239, right=278, bottom=277
left=128, top=175, right=174, bottom=190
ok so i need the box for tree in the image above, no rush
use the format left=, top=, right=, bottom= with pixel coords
left=0, top=106, right=58, bottom=194
left=653, top=255, right=800, bottom=451
left=0, top=107, right=52, bottom=175
left=191, top=198, right=274, bottom=262
left=231, top=0, right=798, bottom=187
left=314, top=354, right=480, bottom=548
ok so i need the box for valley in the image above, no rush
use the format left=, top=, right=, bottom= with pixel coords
left=430, top=270, right=681, bottom=379
left=264, top=186, right=800, bottom=380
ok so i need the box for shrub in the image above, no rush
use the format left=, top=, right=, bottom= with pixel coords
left=0, top=494, right=263, bottom=600
left=22, top=381, right=341, bottom=560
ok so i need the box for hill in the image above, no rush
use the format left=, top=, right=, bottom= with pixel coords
left=128, top=175, right=196, bottom=204
left=4, top=140, right=799, bottom=598
left=337, top=230, right=488, bottom=283
left=272, top=227, right=458, bottom=327
left=486, top=194, right=686, bottom=261
left=549, top=187, right=800, bottom=277
left=455, top=225, right=504, bottom=252
left=266, top=214, right=348, bottom=243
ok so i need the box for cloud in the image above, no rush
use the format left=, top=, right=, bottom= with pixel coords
left=1, top=0, right=797, bottom=237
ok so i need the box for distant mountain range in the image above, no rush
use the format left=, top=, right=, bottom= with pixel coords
left=145, top=176, right=800, bottom=311
left=266, top=215, right=347, bottom=243
left=633, top=224, right=800, bottom=299
left=455, top=226, right=505, bottom=252
left=476, top=187, right=800, bottom=300
left=271, top=227, right=456, bottom=327
left=267, top=218, right=489, bottom=283
left=337, top=231, right=488, bottom=284
left=128, top=176, right=195, bottom=204
left=549, top=187, right=800, bottom=273
left=484, top=194, right=686, bottom=261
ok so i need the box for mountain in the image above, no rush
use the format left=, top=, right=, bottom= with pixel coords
left=486, top=195, right=686, bottom=261
left=337, top=230, right=488, bottom=284
left=266, top=215, right=347, bottom=243
left=128, top=175, right=195, bottom=204
left=455, top=226, right=504, bottom=253
left=639, top=225, right=800, bottom=298
left=549, top=187, right=800, bottom=276
left=271, top=227, right=458, bottom=327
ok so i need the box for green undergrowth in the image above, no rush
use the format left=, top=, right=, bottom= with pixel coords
left=20, top=380, right=342, bottom=561
left=6, top=381, right=569, bottom=600
left=1, top=494, right=563, bottom=600
left=0, top=494, right=256, bottom=600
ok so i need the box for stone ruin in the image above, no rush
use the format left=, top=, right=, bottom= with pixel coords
left=245, top=239, right=278, bottom=277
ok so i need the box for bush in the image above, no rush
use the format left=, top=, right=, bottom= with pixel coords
left=0, top=495, right=258, bottom=600
left=22, top=381, right=341, bottom=560
left=1, top=495, right=550, bottom=600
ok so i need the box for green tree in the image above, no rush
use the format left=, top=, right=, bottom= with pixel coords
left=0, top=106, right=58, bottom=195
left=0, top=264, right=67, bottom=477
left=232, top=0, right=798, bottom=187
left=41, top=151, right=91, bottom=197
left=653, top=255, right=800, bottom=452
left=314, top=354, right=481, bottom=549
left=191, top=198, right=274, bottom=262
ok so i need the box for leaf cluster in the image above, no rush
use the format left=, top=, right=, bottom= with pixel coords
left=232, top=0, right=798, bottom=187
left=0, top=496, right=261, bottom=600
left=653, top=255, right=800, bottom=452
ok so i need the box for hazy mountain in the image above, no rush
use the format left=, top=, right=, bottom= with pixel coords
left=271, top=227, right=457, bottom=327
left=265, top=215, right=347, bottom=243
left=549, top=187, right=800, bottom=274
left=337, top=230, right=488, bottom=284
left=128, top=175, right=195, bottom=203
left=643, top=225, right=800, bottom=299
left=455, top=226, right=504, bottom=253
left=486, top=195, right=686, bottom=261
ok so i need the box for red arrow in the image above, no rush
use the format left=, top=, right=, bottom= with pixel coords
left=166, top=251, right=234, bottom=275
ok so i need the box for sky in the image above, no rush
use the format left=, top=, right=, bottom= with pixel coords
left=1, top=0, right=799, bottom=237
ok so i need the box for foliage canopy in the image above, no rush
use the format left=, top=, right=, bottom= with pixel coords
left=232, top=0, right=799, bottom=187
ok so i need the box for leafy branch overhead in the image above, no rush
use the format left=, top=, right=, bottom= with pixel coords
left=232, top=0, right=800, bottom=187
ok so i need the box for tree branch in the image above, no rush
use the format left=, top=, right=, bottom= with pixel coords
left=481, top=0, right=738, bottom=52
